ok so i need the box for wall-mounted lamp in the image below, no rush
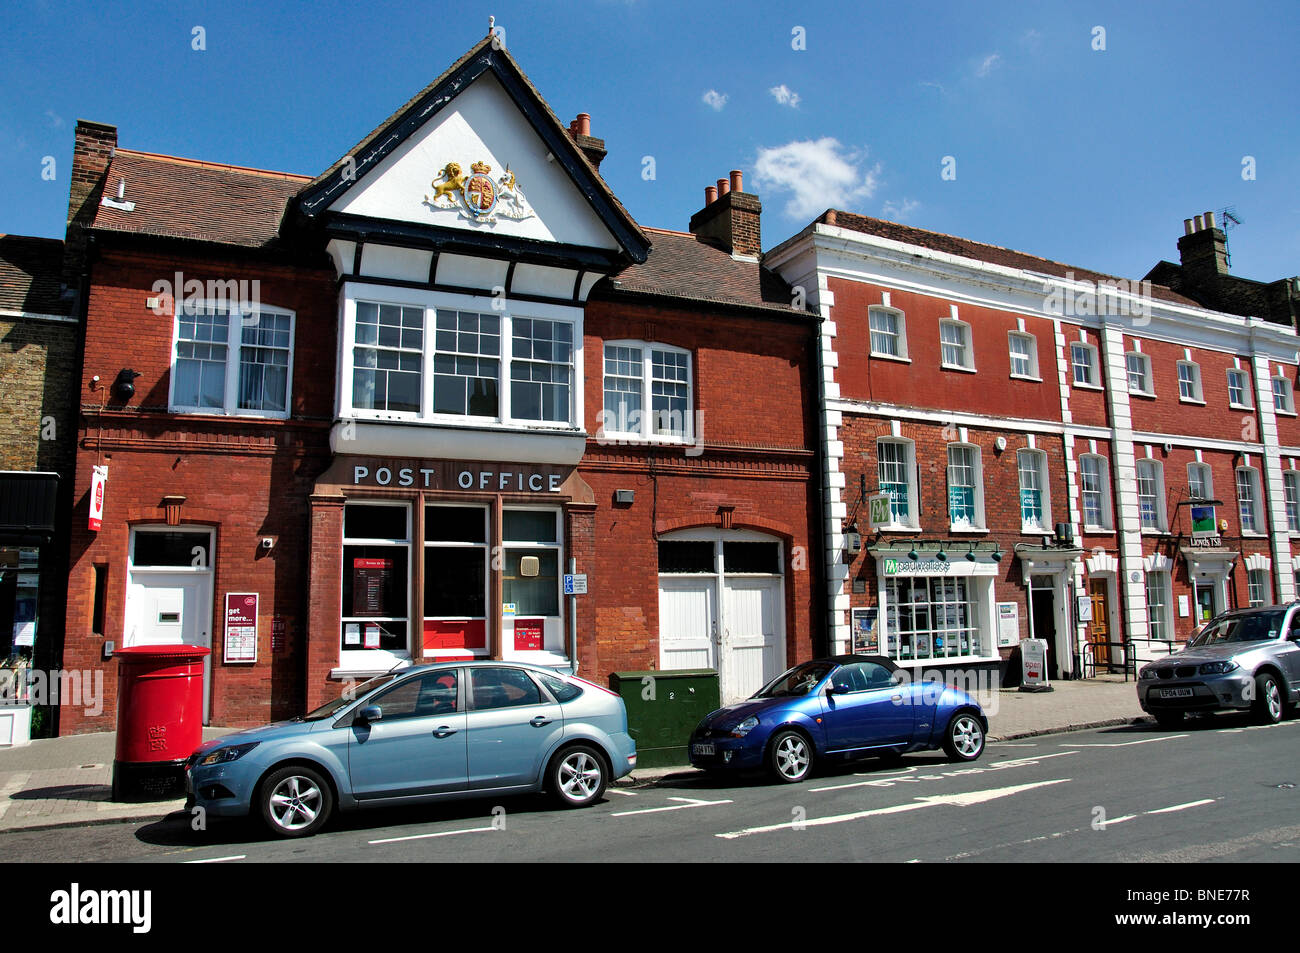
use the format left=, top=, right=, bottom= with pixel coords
left=113, top=368, right=141, bottom=401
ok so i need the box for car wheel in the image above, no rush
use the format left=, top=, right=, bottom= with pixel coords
left=259, top=765, right=333, bottom=838
left=1252, top=672, right=1284, bottom=725
left=942, top=712, right=985, bottom=762
left=768, top=730, right=814, bottom=783
left=549, top=745, right=607, bottom=808
left=1154, top=711, right=1184, bottom=730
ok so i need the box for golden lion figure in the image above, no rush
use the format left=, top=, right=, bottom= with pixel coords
left=428, top=162, right=466, bottom=204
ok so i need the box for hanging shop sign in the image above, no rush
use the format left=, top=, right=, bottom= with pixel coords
left=224, top=592, right=259, bottom=664
left=1190, top=504, right=1217, bottom=540
left=867, top=494, right=892, bottom=530
left=88, top=465, right=108, bottom=531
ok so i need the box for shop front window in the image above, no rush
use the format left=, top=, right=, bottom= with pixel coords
left=885, top=576, right=979, bottom=661
left=503, top=510, right=562, bottom=653
left=341, top=503, right=411, bottom=665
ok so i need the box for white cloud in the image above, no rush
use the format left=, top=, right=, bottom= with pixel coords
left=702, top=89, right=728, bottom=111
left=881, top=198, right=920, bottom=222
left=44, top=110, right=64, bottom=129
left=769, top=84, right=801, bottom=108
left=976, top=52, right=1001, bottom=77
left=920, top=80, right=946, bottom=95
left=752, top=138, right=879, bottom=220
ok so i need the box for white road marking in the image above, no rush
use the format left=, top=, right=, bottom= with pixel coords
left=1063, top=734, right=1188, bottom=747
left=1146, top=799, right=1215, bottom=815
left=991, top=743, right=1037, bottom=747
left=1102, top=814, right=1138, bottom=826
left=607, top=788, right=638, bottom=796
left=716, top=778, right=1071, bottom=839
left=810, top=750, right=1076, bottom=792
left=184, top=854, right=246, bottom=864
left=612, top=796, right=733, bottom=817
left=1218, top=721, right=1300, bottom=734
left=369, top=825, right=495, bottom=845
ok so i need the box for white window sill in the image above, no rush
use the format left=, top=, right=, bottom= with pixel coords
left=870, top=352, right=911, bottom=364
left=1010, top=373, right=1042, bottom=383
left=1229, top=402, right=1254, bottom=412
left=168, top=407, right=291, bottom=421
left=1140, top=528, right=1169, bottom=536
left=1178, top=397, right=1206, bottom=406
left=1083, top=525, right=1114, bottom=533
left=876, top=524, right=920, bottom=534
left=1020, top=526, right=1051, bottom=536
left=948, top=526, right=989, bottom=534
left=1275, top=409, right=1297, bottom=418
left=1130, top=390, right=1156, bottom=399
left=941, top=363, right=976, bottom=374
left=1241, top=530, right=1267, bottom=538
left=595, top=431, right=695, bottom=446
left=1072, top=381, right=1103, bottom=391
left=330, top=663, right=412, bottom=680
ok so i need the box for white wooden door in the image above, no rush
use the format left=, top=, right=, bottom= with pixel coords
left=125, top=572, right=212, bottom=723
left=722, top=577, right=782, bottom=703
left=658, top=578, right=716, bottom=672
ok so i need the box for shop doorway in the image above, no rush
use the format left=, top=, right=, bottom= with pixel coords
left=1088, top=578, right=1112, bottom=671
left=657, top=532, right=786, bottom=705
left=1030, top=578, right=1058, bottom=680
left=1194, top=582, right=1218, bottom=625
left=124, top=529, right=214, bottom=723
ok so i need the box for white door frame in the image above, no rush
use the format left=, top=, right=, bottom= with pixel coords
left=657, top=528, right=787, bottom=704
left=124, top=526, right=215, bottom=724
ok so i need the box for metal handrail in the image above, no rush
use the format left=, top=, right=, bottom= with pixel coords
left=1082, top=639, right=1137, bottom=681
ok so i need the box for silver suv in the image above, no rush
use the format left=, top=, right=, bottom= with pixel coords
left=1138, top=603, right=1300, bottom=728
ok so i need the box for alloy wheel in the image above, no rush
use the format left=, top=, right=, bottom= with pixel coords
left=950, top=715, right=984, bottom=759
left=775, top=735, right=810, bottom=780
left=559, top=751, right=602, bottom=802
left=268, top=775, right=322, bottom=832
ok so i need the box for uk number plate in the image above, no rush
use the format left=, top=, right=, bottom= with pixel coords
left=1160, top=687, right=1193, bottom=698
left=692, top=743, right=715, bottom=756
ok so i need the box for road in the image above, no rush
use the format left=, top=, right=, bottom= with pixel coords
left=5, top=715, right=1299, bottom=864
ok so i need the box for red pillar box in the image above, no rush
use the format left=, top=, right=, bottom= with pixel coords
left=111, top=645, right=211, bottom=802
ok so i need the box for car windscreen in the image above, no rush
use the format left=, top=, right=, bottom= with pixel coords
left=302, top=673, right=399, bottom=721
left=755, top=663, right=834, bottom=698
left=1191, top=612, right=1286, bottom=647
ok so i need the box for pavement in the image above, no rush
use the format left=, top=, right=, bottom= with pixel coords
left=0, top=674, right=1146, bottom=833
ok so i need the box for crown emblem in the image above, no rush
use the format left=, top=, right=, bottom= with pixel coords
left=470, top=160, right=492, bottom=174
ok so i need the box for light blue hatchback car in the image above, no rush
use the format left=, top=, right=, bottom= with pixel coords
left=186, top=662, right=636, bottom=837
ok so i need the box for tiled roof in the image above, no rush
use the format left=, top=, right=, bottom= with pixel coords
left=820, top=210, right=1202, bottom=307
left=596, top=228, right=808, bottom=317
left=91, top=150, right=310, bottom=249
left=0, top=235, right=70, bottom=316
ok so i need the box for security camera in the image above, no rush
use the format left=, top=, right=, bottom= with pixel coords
left=261, top=537, right=274, bottom=550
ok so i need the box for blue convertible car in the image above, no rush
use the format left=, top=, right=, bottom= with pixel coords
left=688, top=655, right=988, bottom=782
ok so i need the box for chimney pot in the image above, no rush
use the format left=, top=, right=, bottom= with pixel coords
left=717, top=177, right=729, bottom=196
left=1184, top=218, right=1195, bottom=236
left=1204, top=210, right=1216, bottom=229
left=705, top=185, right=718, bottom=205
left=1194, top=215, right=1204, bottom=231
left=729, top=170, right=743, bottom=193
left=826, top=210, right=837, bottom=225
left=576, top=113, right=591, bottom=137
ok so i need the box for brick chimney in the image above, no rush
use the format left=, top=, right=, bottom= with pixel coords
left=62, top=119, right=117, bottom=292
left=689, top=169, right=762, bottom=258
left=566, top=113, right=607, bottom=171
left=1177, top=210, right=1230, bottom=285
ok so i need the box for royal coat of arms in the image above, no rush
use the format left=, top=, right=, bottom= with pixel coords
left=424, top=160, right=535, bottom=224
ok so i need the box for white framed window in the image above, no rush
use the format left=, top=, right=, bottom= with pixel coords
left=1272, top=374, right=1295, bottom=415
left=877, top=438, right=918, bottom=528
left=170, top=300, right=295, bottom=418
left=1071, top=342, right=1099, bottom=387
left=1008, top=332, right=1038, bottom=379
left=869, top=307, right=908, bottom=360
left=946, top=444, right=985, bottom=530
left=1136, top=459, right=1166, bottom=531
left=939, top=319, right=974, bottom=371
left=1285, top=471, right=1300, bottom=533
left=600, top=341, right=693, bottom=442
left=1177, top=360, right=1203, bottom=403
left=1146, top=571, right=1172, bottom=641
left=1017, top=449, right=1051, bottom=533
left=1125, top=352, right=1153, bottom=396
left=341, top=502, right=412, bottom=671
left=1236, top=467, right=1262, bottom=533
left=1247, top=568, right=1269, bottom=607
left=886, top=576, right=985, bottom=661
left=1188, top=462, right=1213, bottom=501
left=340, top=288, right=582, bottom=429
left=423, top=504, right=489, bottom=659
left=1226, top=368, right=1252, bottom=409
left=1080, top=454, right=1112, bottom=530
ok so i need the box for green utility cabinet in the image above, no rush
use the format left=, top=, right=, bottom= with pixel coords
left=610, top=669, right=720, bottom=768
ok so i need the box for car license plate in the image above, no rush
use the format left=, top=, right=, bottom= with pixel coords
left=692, top=743, right=715, bottom=757
left=1160, top=688, right=1193, bottom=698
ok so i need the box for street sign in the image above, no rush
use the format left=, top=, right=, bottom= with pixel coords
left=563, top=574, right=588, bottom=595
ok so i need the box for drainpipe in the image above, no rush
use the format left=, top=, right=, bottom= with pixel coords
left=568, top=555, right=578, bottom=675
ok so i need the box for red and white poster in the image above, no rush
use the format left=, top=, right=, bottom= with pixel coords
left=513, top=618, right=544, bottom=651
left=88, top=465, right=108, bottom=531
left=224, top=592, right=259, bottom=663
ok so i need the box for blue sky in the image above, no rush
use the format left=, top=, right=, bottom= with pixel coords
left=2, top=0, right=1296, bottom=282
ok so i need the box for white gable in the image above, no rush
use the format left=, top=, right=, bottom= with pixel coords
left=330, top=73, right=618, bottom=250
